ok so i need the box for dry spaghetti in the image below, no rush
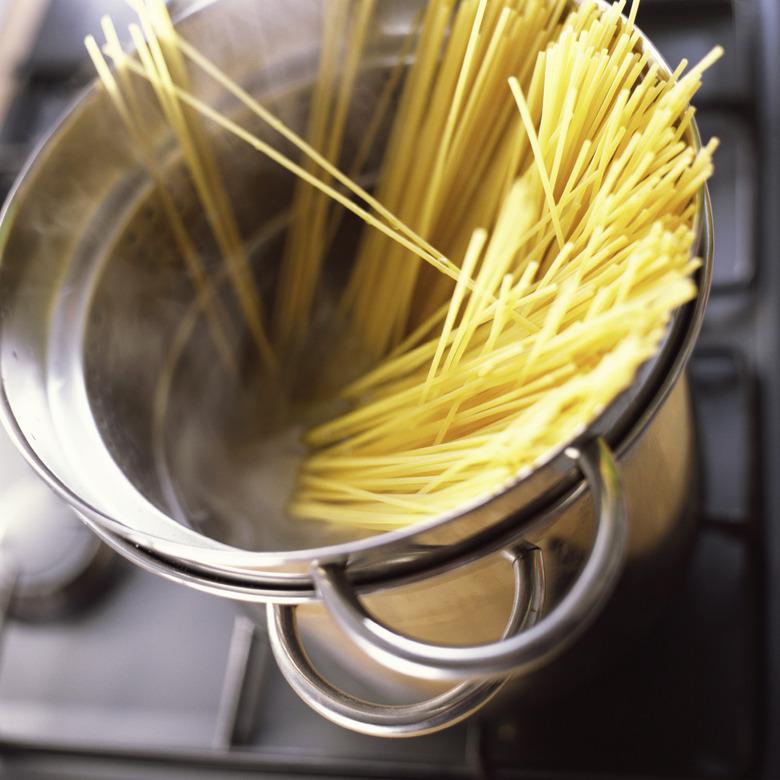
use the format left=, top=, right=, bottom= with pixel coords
left=88, top=0, right=720, bottom=532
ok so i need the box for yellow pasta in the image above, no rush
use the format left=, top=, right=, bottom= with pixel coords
left=90, top=0, right=720, bottom=533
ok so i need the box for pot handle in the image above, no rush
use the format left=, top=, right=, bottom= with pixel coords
left=266, top=549, right=543, bottom=738
left=308, top=437, right=627, bottom=682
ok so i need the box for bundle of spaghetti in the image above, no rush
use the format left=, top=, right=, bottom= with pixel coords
left=87, top=0, right=720, bottom=532
left=287, top=2, right=720, bottom=529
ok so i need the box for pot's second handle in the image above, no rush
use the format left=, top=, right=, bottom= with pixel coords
left=266, top=550, right=543, bottom=738
left=266, top=437, right=626, bottom=736
left=309, top=438, right=627, bottom=682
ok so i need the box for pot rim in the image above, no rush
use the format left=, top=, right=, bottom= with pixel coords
left=0, top=0, right=713, bottom=578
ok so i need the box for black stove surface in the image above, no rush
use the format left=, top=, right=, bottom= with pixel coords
left=0, top=1, right=777, bottom=778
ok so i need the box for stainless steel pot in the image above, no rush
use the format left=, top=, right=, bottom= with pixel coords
left=0, top=0, right=713, bottom=737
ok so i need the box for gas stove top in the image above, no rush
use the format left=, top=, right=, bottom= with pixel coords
left=0, top=1, right=778, bottom=778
